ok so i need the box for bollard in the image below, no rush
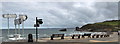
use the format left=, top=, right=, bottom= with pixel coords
left=28, top=34, right=33, bottom=42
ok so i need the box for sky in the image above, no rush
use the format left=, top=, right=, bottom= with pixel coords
left=1, top=2, right=118, bottom=29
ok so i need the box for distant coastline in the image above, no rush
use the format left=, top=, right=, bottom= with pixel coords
left=76, top=20, right=120, bottom=32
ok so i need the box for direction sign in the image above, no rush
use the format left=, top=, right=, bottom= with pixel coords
left=2, top=14, right=17, bottom=18
left=19, top=15, right=28, bottom=21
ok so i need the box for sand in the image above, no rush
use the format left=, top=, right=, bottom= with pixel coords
left=1, top=32, right=119, bottom=44
left=36, top=32, right=118, bottom=42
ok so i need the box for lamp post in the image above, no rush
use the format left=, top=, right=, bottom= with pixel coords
left=36, top=17, right=38, bottom=42
left=34, top=17, right=43, bottom=42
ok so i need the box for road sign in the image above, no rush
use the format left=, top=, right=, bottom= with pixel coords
left=2, top=14, right=17, bottom=37
left=14, top=19, right=22, bottom=25
left=19, top=15, right=28, bottom=21
left=2, top=14, right=17, bottom=18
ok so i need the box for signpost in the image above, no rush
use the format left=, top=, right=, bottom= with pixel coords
left=19, top=15, right=28, bottom=21
left=14, top=15, right=28, bottom=34
left=13, top=14, right=28, bottom=41
left=2, top=14, right=17, bottom=36
left=3, top=14, right=28, bottom=41
left=3, top=14, right=17, bottom=18
left=19, top=15, right=28, bottom=37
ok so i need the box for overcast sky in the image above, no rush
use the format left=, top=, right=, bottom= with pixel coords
left=1, top=2, right=118, bottom=29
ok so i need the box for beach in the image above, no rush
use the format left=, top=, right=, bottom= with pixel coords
left=1, top=32, right=119, bottom=44
left=37, top=32, right=118, bottom=42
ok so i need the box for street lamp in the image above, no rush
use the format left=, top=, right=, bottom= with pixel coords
left=34, top=17, right=43, bottom=42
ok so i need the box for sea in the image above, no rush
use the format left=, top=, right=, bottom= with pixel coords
left=1, top=28, right=89, bottom=42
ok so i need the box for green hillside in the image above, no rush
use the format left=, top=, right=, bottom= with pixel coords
left=79, top=20, right=120, bottom=32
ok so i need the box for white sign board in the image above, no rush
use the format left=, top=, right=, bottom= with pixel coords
left=19, top=15, right=28, bottom=21
left=14, top=19, right=21, bottom=25
left=2, top=14, right=17, bottom=18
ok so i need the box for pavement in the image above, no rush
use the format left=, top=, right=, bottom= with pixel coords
left=1, top=32, right=119, bottom=44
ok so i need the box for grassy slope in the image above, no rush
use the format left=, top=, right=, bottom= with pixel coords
left=80, top=20, right=120, bottom=32
left=95, top=20, right=119, bottom=26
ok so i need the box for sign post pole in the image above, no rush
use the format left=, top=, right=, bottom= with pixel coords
left=14, top=18, right=17, bottom=34
left=22, top=21, right=24, bottom=38
left=7, top=17, right=9, bottom=36
left=14, top=18, right=17, bottom=41
left=19, top=15, right=28, bottom=39
left=18, top=23, right=20, bottom=35
left=2, top=14, right=17, bottom=39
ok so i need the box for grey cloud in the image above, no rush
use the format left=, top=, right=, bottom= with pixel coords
left=2, top=2, right=118, bottom=28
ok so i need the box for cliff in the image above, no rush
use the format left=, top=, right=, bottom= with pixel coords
left=78, top=20, right=120, bottom=32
